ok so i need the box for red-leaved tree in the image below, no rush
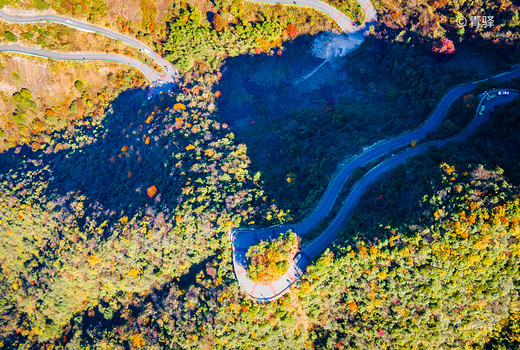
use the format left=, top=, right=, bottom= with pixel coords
left=286, top=23, right=298, bottom=39
left=432, top=37, right=455, bottom=57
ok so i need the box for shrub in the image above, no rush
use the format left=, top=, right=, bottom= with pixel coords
left=33, top=0, right=50, bottom=11
left=74, top=80, right=84, bottom=91
left=69, top=100, right=78, bottom=114
left=4, top=31, right=17, bottom=42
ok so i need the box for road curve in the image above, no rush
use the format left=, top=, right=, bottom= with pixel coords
left=1, top=2, right=517, bottom=304
left=247, top=0, right=376, bottom=34
left=232, top=66, right=520, bottom=300
left=0, top=44, right=166, bottom=84
left=0, top=9, right=177, bottom=84
left=232, top=0, right=382, bottom=300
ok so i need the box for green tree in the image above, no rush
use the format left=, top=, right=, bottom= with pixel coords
left=4, top=31, right=17, bottom=42
left=33, top=0, right=50, bottom=10
left=69, top=99, right=78, bottom=114
left=74, top=80, right=84, bottom=91
left=12, top=88, right=36, bottom=110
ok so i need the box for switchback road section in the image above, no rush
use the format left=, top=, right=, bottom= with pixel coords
left=0, top=9, right=177, bottom=85
left=232, top=61, right=520, bottom=301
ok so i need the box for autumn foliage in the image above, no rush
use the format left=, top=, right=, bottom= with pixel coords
left=431, top=38, right=455, bottom=57
left=246, top=230, right=300, bottom=283
left=295, top=164, right=520, bottom=348
left=212, top=13, right=227, bottom=32
left=147, top=185, right=157, bottom=198
left=173, top=103, right=186, bottom=110
left=286, top=23, right=298, bottom=38
left=45, top=109, right=56, bottom=116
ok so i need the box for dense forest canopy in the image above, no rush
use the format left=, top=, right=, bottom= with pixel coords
left=2, top=89, right=519, bottom=349
left=372, top=0, right=519, bottom=42
left=246, top=230, right=300, bottom=283
left=0, top=0, right=519, bottom=348
left=302, top=162, right=520, bottom=348
left=0, top=88, right=288, bottom=344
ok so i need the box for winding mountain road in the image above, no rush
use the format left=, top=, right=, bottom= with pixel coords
left=1, top=1, right=517, bottom=304
left=0, top=44, right=168, bottom=84
left=0, top=9, right=177, bottom=84
left=233, top=76, right=520, bottom=301
left=232, top=0, right=520, bottom=301
left=0, top=0, right=375, bottom=83
left=249, top=0, right=376, bottom=34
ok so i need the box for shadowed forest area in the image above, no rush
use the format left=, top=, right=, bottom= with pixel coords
left=1, top=0, right=520, bottom=348
left=1, top=66, right=519, bottom=350
left=215, top=32, right=519, bottom=220
left=0, top=86, right=289, bottom=346
left=2, top=92, right=519, bottom=349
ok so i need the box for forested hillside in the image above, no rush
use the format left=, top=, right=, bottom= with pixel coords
left=1, top=0, right=520, bottom=348
left=215, top=33, right=517, bottom=221
left=0, top=0, right=358, bottom=153
left=303, top=163, right=520, bottom=348
left=1, top=92, right=519, bottom=349
left=372, top=0, right=519, bottom=44
left=0, top=59, right=145, bottom=153
left=0, top=87, right=289, bottom=346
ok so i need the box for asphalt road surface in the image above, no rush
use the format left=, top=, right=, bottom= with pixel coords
left=247, top=0, right=376, bottom=34
left=233, top=0, right=382, bottom=301
left=1, top=2, right=518, bottom=303
left=0, top=44, right=167, bottom=84
left=232, top=68, right=520, bottom=301
left=0, top=9, right=177, bottom=84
